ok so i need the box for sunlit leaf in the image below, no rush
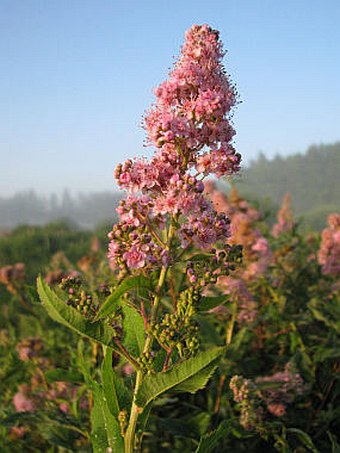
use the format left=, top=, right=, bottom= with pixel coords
left=136, top=347, right=224, bottom=409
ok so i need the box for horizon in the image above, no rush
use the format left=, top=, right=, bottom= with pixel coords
left=1, top=140, right=337, bottom=199
left=1, top=1, right=339, bottom=196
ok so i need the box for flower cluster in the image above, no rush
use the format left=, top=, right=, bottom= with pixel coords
left=318, top=213, right=340, bottom=277
left=0, top=262, right=25, bottom=295
left=229, top=362, right=306, bottom=430
left=16, top=337, right=44, bottom=362
left=272, top=193, right=295, bottom=238
left=204, top=182, right=271, bottom=324
left=255, top=362, right=306, bottom=417
left=13, top=336, right=86, bottom=416
left=230, top=362, right=306, bottom=431
left=229, top=375, right=264, bottom=431
left=109, top=25, right=241, bottom=272
left=205, top=183, right=271, bottom=279
left=223, top=278, right=258, bottom=324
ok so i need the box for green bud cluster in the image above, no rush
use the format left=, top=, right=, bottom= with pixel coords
left=151, top=287, right=201, bottom=359
left=59, top=277, right=98, bottom=320
left=118, top=410, right=128, bottom=436
left=136, top=351, right=154, bottom=374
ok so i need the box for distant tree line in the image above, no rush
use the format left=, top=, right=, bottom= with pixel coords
left=1, top=143, right=339, bottom=231
left=234, top=142, right=340, bottom=230
left=0, top=190, right=122, bottom=230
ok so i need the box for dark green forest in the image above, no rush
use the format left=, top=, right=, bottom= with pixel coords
left=235, top=142, right=340, bottom=229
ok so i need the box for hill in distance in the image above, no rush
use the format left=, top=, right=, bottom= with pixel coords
left=234, top=142, right=340, bottom=230
left=0, top=142, right=338, bottom=231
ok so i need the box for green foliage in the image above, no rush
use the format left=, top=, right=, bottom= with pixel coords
left=44, top=368, right=83, bottom=384
left=95, top=275, right=153, bottom=320
left=0, top=222, right=92, bottom=282
left=1, top=196, right=339, bottom=452
left=37, top=276, right=120, bottom=353
left=135, top=348, right=224, bottom=409
left=286, top=428, right=318, bottom=452
left=199, top=295, right=230, bottom=311
left=122, top=304, right=146, bottom=357
left=102, top=349, right=131, bottom=418
left=195, top=420, right=230, bottom=453
left=78, top=343, right=124, bottom=453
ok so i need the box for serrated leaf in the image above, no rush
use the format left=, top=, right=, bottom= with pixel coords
left=122, top=304, right=145, bottom=357
left=135, top=347, right=224, bottom=409
left=95, top=275, right=153, bottom=320
left=37, top=276, right=119, bottom=353
left=199, top=295, right=230, bottom=311
left=172, top=361, right=218, bottom=393
left=195, top=420, right=230, bottom=453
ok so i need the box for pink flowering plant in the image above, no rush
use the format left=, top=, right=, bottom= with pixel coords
left=37, top=24, right=243, bottom=452
left=28, top=25, right=340, bottom=453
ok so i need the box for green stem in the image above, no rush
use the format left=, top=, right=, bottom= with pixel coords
left=124, top=221, right=175, bottom=452
left=226, top=300, right=237, bottom=346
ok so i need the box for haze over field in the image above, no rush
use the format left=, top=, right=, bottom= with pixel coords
left=1, top=1, right=339, bottom=196
left=1, top=143, right=338, bottom=230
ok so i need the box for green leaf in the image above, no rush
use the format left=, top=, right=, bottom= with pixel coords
left=327, top=431, right=340, bottom=453
left=172, top=361, right=218, bottom=393
left=95, top=275, right=153, bottom=320
left=77, top=341, right=124, bottom=453
left=308, top=299, right=340, bottom=333
left=226, top=328, right=249, bottom=357
left=287, top=428, right=317, bottom=452
left=195, top=420, right=230, bottom=453
left=2, top=411, right=87, bottom=448
left=45, top=368, right=83, bottom=384
left=199, top=295, right=230, bottom=311
left=102, top=349, right=120, bottom=418
left=90, top=381, right=124, bottom=453
left=135, top=347, right=224, bottom=409
left=122, top=304, right=146, bottom=357
left=37, top=276, right=119, bottom=353
left=102, top=348, right=131, bottom=418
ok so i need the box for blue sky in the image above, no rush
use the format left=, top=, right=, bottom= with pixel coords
left=0, top=0, right=339, bottom=196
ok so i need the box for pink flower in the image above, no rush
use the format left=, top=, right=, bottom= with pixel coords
left=272, top=193, right=295, bottom=237
left=108, top=25, right=241, bottom=272
left=123, top=246, right=147, bottom=269
left=318, top=213, right=340, bottom=277
left=13, top=386, right=35, bottom=413
left=10, top=426, right=26, bottom=438
left=59, top=402, right=69, bottom=413
left=267, top=403, right=286, bottom=417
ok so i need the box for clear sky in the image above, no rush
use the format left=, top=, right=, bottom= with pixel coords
left=0, top=0, right=339, bottom=196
